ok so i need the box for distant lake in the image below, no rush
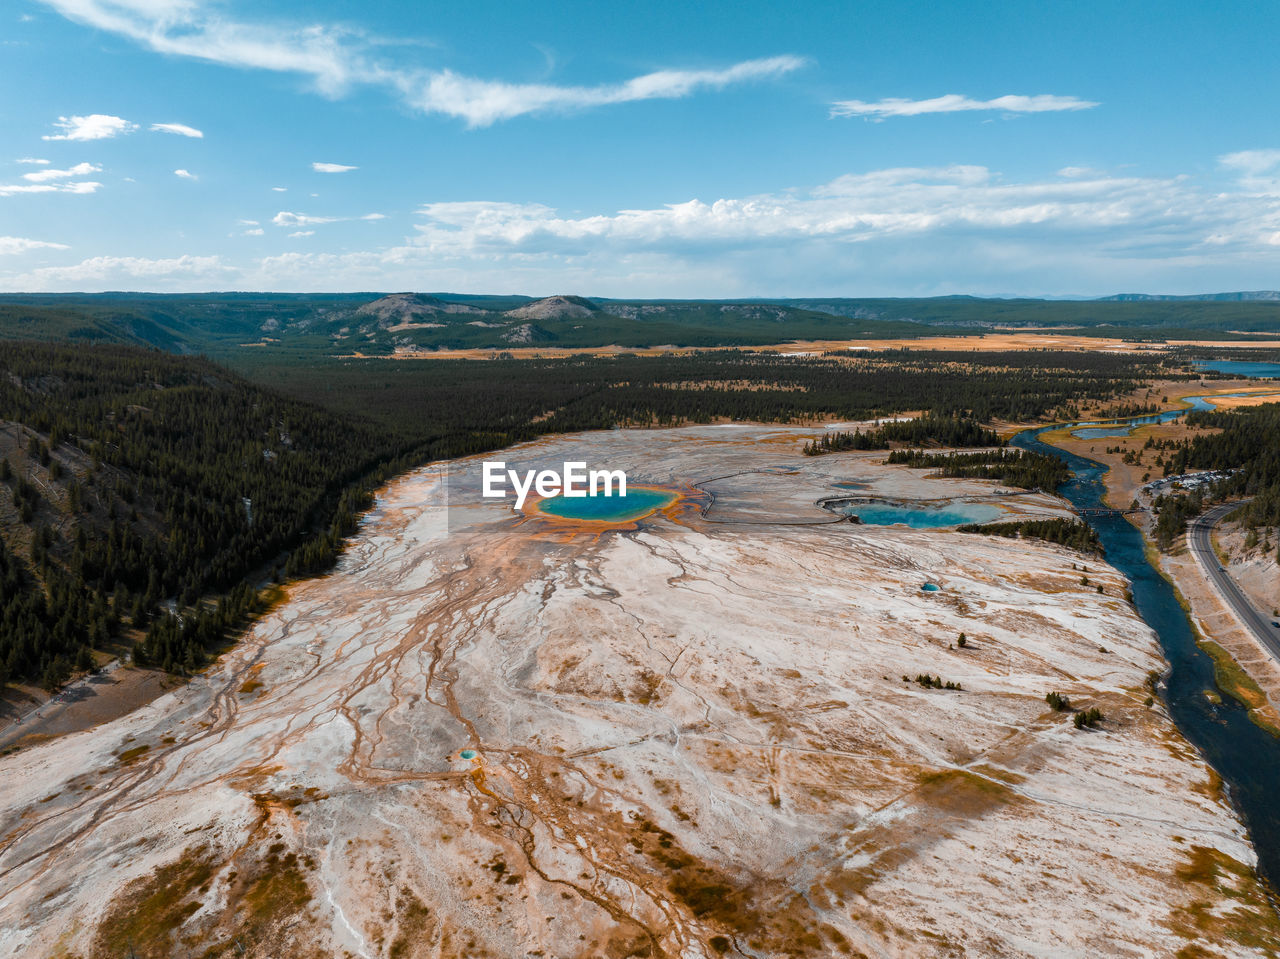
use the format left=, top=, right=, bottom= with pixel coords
left=1194, top=360, right=1280, bottom=378
left=536, top=487, right=676, bottom=522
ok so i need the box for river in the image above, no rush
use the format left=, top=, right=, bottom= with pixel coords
left=1014, top=414, right=1280, bottom=889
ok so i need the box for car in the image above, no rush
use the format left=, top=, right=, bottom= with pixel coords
left=1272, top=621, right=1280, bottom=629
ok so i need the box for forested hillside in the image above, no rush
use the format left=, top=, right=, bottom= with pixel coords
left=1186, top=404, right=1280, bottom=533
left=1143, top=403, right=1280, bottom=551
left=0, top=343, right=406, bottom=687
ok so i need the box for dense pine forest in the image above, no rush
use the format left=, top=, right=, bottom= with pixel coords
left=1133, top=402, right=1279, bottom=551
left=885, top=449, right=1071, bottom=490
left=0, top=334, right=1185, bottom=692
left=804, top=415, right=1004, bottom=454
left=956, top=518, right=1104, bottom=554
left=0, top=344, right=413, bottom=687
left=245, top=348, right=1183, bottom=443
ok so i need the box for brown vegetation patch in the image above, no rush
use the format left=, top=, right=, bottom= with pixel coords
left=388, top=886, right=437, bottom=958
left=625, top=815, right=848, bottom=955
left=822, top=769, right=1019, bottom=902
left=115, top=744, right=151, bottom=765
left=90, top=844, right=218, bottom=958
left=89, top=837, right=319, bottom=959
left=1166, top=845, right=1280, bottom=954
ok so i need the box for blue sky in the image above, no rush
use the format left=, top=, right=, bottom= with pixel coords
left=3, top=0, right=1280, bottom=296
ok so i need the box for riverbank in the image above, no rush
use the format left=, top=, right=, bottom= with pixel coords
left=1037, top=384, right=1280, bottom=734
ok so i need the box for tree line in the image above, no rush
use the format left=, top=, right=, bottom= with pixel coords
left=884, top=448, right=1069, bottom=490
left=804, top=415, right=1003, bottom=455
left=956, top=518, right=1104, bottom=554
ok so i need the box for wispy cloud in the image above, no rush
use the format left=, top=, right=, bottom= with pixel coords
left=151, top=121, right=204, bottom=138
left=272, top=210, right=381, bottom=226
left=312, top=161, right=357, bottom=173
left=0, top=180, right=102, bottom=197
left=13, top=158, right=1280, bottom=295
left=0, top=236, right=70, bottom=255
left=830, top=94, right=1098, bottom=119
left=6, top=253, right=229, bottom=288
left=273, top=211, right=339, bottom=227
left=406, top=56, right=807, bottom=126
left=43, top=113, right=137, bottom=140
left=174, top=168, right=196, bottom=179
left=405, top=162, right=1280, bottom=263
left=1217, top=149, right=1280, bottom=201
left=16, top=157, right=50, bottom=165
left=1220, top=149, right=1280, bottom=175
left=271, top=186, right=287, bottom=192
left=242, top=227, right=264, bottom=235
left=22, top=161, right=101, bottom=182
left=37, top=1, right=803, bottom=125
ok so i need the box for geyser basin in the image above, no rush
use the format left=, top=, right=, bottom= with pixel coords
left=832, top=499, right=1002, bottom=528
left=536, top=486, right=677, bottom=523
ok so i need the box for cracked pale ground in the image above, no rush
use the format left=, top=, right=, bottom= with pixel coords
left=0, top=425, right=1272, bottom=958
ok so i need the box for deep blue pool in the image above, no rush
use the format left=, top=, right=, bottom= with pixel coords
left=834, top=500, right=1003, bottom=528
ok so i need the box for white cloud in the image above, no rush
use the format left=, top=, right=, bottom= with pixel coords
left=174, top=168, right=196, bottom=179
left=243, top=227, right=264, bottom=235
left=6, top=253, right=229, bottom=290
left=0, top=236, right=70, bottom=255
left=0, top=179, right=102, bottom=197
left=271, top=186, right=287, bottom=191
left=151, top=121, right=204, bottom=138
left=273, top=210, right=338, bottom=227
left=22, top=161, right=101, bottom=182
left=11, top=156, right=1280, bottom=296
left=406, top=56, right=807, bottom=126
left=1219, top=149, right=1280, bottom=174
left=42, top=113, right=137, bottom=140
left=1219, top=149, right=1280, bottom=195
left=408, top=166, right=1220, bottom=254
left=830, top=94, right=1098, bottom=119
left=1057, top=166, right=1103, bottom=179
left=272, top=210, right=381, bottom=227
left=238, top=218, right=259, bottom=225
left=313, top=161, right=357, bottom=173
left=16, top=157, right=50, bottom=165
left=37, top=1, right=803, bottom=125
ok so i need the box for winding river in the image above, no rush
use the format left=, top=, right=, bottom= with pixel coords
left=1014, top=412, right=1280, bottom=888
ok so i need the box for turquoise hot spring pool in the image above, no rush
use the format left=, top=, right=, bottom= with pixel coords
left=536, top=487, right=677, bottom=522
left=833, top=500, right=1003, bottom=528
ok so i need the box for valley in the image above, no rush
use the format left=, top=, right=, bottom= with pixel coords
left=2, top=425, right=1274, bottom=957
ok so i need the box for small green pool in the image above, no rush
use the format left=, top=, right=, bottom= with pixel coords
left=536, top=487, right=676, bottom=522
left=459, top=749, right=477, bottom=760
left=921, top=583, right=942, bottom=592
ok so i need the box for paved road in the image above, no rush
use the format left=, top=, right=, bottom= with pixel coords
left=1188, top=500, right=1280, bottom=665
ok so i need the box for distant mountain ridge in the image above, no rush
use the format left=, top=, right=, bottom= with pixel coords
left=1097, top=291, right=1280, bottom=302
left=2, top=291, right=1279, bottom=359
